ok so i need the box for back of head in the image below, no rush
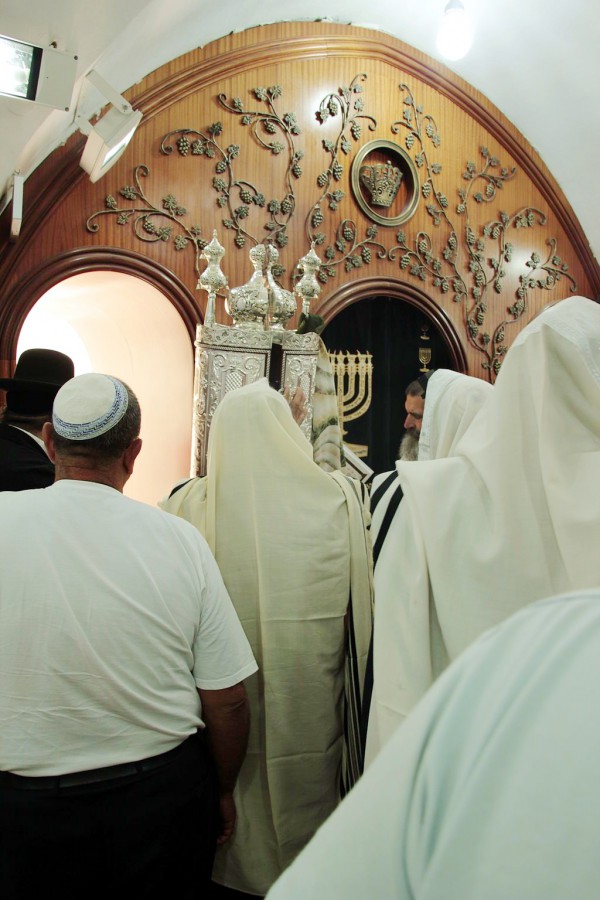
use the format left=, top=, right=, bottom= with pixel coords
left=204, top=378, right=345, bottom=558
left=405, top=370, right=435, bottom=401
left=418, top=370, right=492, bottom=461
left=51, top=373, right=141, bottom=462
left=207, top=378, right=312, bottom=478
left=473, top=295, right=600, bottom=462
left=506, top=295, right=599, bottom=378
left=0, top=348, right=74, bottom=428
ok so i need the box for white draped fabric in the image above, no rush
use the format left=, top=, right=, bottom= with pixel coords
left=366, top=370, right=492, bottom=758
left=417, top=368, right=492, bottom=462
left=367, top=296, right=600, bottom=761
left=161, top=378, right=372, bottom=895
left=268, top=590, right=600, bottom=900
left=370, top=370, right=492, bottom=551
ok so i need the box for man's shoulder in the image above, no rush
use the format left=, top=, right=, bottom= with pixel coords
left=0, top=424, right=48, bottom=458
left=159, top=476, right=205, bottom=512
left=0, top=429, right=54, bottom=491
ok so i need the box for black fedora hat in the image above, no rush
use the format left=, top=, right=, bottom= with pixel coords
left=0, top=349, right=75, bottom=415
left=0, top=349, right=74, bottom=392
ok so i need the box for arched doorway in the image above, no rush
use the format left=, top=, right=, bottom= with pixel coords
left=17, top=271, right=194, bottom=506
left=320, top=278, right=467, bottom=473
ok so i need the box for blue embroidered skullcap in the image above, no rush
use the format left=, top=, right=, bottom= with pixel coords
left=52, top=373, right=129, bottom=440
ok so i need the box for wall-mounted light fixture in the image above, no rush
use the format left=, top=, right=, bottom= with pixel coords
left=436, top=0, right=474, bottom=61
left=75, top=70, right=142, bottom=183
left=10, top=173, right=24, bottom=241
left=0, top=33, right=77, bottom=110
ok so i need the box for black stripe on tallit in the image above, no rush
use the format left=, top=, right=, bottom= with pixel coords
left=373, top=484, right=404, bottom=566
left=359, top=637, right=375, bottom=761
left=168, top=478, right=194, bottom=499
left=360, top=481, right=404, bottom=758
left=369, top=470, right=399, bottom=515
left=341, top=588, right=363, bottom=798
left=340, top=475, right=371, bottom=796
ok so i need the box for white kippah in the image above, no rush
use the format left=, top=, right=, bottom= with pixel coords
left=52, top=373, right=129, bottom=440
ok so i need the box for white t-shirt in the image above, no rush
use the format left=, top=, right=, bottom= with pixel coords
left=0, top=479, right=257, bottom=775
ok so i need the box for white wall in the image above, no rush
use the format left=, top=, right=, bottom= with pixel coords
left=18, top=271, right=194, bottom=506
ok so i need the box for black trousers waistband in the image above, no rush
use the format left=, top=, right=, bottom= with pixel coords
left=0, top=734, right=199, bottom=790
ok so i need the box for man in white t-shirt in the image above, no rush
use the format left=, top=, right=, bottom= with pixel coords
left=0, top=373, right=257, bottom=899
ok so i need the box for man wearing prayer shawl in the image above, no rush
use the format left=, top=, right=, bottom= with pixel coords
left=363, top=369, right=492, bottom=757
left=369, top=368, right=493, bottom=562
left=161, top=378, right=373, bottom=896
left=267, top=589, right=600, bottom=900
left=366, top=295, right=600, bottom=764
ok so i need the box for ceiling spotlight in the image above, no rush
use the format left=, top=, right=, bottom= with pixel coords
left=76, top=70, right=142, bottom=183
left=436, top=0, right=474, bottom=61
left=0, top=33, right=77, bottom=110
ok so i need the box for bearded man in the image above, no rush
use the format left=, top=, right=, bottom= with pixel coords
left=397, top=374, right=432, bottom=461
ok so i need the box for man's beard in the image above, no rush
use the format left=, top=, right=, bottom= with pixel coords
left=398, top=431, right=419, bottom=461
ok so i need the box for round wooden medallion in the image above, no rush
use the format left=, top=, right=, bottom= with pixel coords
left=351, top=139, right=420, bottom=227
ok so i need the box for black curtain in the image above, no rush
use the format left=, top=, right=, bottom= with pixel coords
left=322, top=296, right=452, bottom=474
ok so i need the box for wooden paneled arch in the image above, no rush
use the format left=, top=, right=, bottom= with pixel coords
left=0, top=248, right=199, bottom=375
left=0, top=21, right=598, bottom=382
left=321, top=277, right=468, bottom=375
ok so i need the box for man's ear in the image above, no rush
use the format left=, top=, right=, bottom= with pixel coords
left=42, top=422, right=56, bottom=462
left=123, top=437, right=143, bottom=476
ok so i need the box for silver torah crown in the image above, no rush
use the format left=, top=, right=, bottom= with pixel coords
left=225, top=244, right=269, bottom=328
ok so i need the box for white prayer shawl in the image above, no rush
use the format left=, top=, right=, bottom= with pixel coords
left=370, top=370, right=492, bottom=551
left=368, top=296, right=600, bottom=761
left=417, top=368, right=492, bottom=462
left=367, top=371, right=492, bottom=760
left=267, top=590, right=600, bottom=900
left=161, top=379, right=372, bottom=896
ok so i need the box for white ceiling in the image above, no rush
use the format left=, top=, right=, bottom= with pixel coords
left=1, top=0, right=599, bottom=264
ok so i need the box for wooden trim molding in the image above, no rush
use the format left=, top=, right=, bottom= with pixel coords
left=0, top=247, right=200, bottom=373
left=319, top=276, right=469, bottom=374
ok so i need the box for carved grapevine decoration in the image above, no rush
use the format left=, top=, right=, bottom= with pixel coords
left=85, top=76, right=576, bottom=377
left=85, top=164, right=208, bottom=284
left=306, top=74, right=387, bottom=282
left=388, top=83, right=576, bottom=376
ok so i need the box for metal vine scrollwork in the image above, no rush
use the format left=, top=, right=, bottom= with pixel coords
left=159, top=86, right=303, bottom=273
left=308, top=75, right=387, bottom=283
left=85, top=164, right=207, bottom=284
left=388, top=84, right=577, bottom=378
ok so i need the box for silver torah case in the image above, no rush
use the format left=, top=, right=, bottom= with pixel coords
left=191, top=242, right=321, bottom=477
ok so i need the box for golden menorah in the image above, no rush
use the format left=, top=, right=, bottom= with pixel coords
left=328, top=350, right=373, bottom=458
left=418, top=346, right=432, bottom=372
